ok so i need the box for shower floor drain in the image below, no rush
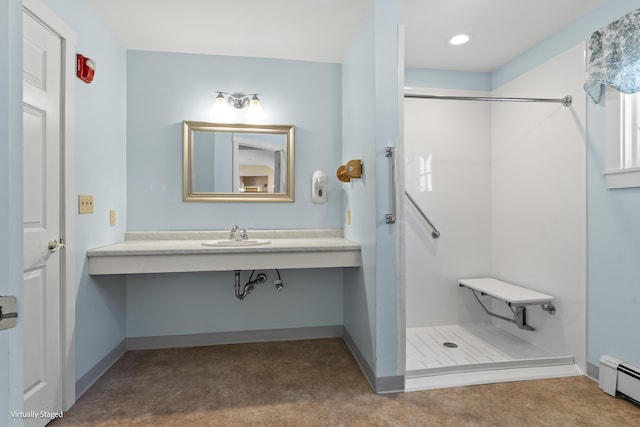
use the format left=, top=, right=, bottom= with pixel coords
left=442, top=342, right=458, bottom=348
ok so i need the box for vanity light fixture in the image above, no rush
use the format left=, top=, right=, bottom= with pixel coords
left=449, top=33, right=471, bottom=46
left=213, top=92, right=264, bottom=119
left=214, top=92, right=262, bottom=110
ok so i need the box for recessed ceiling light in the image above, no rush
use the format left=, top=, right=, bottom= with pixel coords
left=449, top=34, right=470, bottom=46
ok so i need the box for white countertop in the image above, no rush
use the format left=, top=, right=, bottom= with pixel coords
left=87, top=229, right=361, bottom=275
left=87, top=233, right=359, bottom=257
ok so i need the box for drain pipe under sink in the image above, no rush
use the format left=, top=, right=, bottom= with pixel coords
left=233, top=270, right=267, bottom=300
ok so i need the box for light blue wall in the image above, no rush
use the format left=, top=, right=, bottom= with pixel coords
left=127, top=51, right=343, bottom=230
left=125, top=51, right=345, bottom=338
left=40, top=0, right=128, bottom=380
left=582, top=0, right=640, bottom=370
left=342, top=0, right=399, bottom=379
left=1, top=0, right=24, bottom=423
left=342, top=2, right=377, bottom=374
left=126, top=270, right=343, bottom=337
left=373, top=0, right=399, bottom=379
left=587, top=96, right=640, bottom=368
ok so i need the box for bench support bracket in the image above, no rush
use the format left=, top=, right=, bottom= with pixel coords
left=460, top=284, right=556, bottom=331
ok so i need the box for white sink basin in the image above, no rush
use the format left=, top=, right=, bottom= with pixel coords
left=202, top=239, right=271, bottom=247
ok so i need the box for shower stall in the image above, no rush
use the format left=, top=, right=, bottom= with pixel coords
left=401, top=44, right=588, bottom=391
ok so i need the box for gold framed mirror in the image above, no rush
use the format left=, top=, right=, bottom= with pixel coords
left=183, top=121, right=294, bottom=202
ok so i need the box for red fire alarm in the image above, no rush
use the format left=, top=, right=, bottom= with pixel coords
left=76, top=54, right=96, bottom=83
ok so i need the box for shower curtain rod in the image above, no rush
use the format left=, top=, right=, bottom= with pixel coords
left=404, top=93, right=573, bottom=107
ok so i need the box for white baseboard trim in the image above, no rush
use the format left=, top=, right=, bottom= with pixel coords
left=126, top=325, right=344, bottom=350
left=405, top=363, right=583, bottom=392
left=75, top=339, right=126, bottom=399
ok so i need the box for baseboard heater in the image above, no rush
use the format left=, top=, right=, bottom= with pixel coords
left=599, top=355, right=640, bottom=405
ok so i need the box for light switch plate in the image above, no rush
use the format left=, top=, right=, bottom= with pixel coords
left=78, top=195, right=94, bottom=214
left=109, top=210, right=116, bottom=226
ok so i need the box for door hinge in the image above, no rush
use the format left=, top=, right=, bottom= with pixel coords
left=0, top=296, right=18, bottom=331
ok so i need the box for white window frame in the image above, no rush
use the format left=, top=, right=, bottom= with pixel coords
left=603, top=87, right=640, bottom=188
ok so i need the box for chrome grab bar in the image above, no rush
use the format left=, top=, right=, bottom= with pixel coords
left=404, top=190, right=440, bottom=239
left=385, top=147, right=396, bottom=224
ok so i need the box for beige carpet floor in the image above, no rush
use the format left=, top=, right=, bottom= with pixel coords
left=50, top=338, right=640, bottom=426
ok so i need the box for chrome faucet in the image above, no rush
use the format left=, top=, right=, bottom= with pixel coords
left=228, top=225, right=240, bottom=240
left=228, top=225, right=249, bottom=241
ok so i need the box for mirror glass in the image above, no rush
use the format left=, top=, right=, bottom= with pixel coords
left=183, top=122, right=294, bottom=202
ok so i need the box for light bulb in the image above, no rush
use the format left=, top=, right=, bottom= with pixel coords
left=248, top=95, right=264, bottom=120
left=213, top=92, right=230, bottom=120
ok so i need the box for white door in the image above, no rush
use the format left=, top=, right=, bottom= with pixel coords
left=23, top=9, right=63, bottom=425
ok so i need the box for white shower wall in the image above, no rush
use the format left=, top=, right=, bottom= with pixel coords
left=490, top=43, right=587, bottom=371
left=404, top=89, right=493, bottom=328
left=404, top=43, right=587, bottom=371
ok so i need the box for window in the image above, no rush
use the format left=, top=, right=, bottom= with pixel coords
left=620, top=93, right=640, bottom=169
left=603, top=88, right=640, bottom=188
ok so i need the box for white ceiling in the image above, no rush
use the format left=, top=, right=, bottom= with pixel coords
left=80, top=0, right=371, bottom=64
left=401, top=0, right=609, bottom=71
left=81, top=0, right=609, bottom=72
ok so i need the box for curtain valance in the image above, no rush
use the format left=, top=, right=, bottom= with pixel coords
left=584, top=8, right=640, bottom=103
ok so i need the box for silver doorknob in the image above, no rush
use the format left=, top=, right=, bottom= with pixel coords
left=48, top=239, right=65, bottom=253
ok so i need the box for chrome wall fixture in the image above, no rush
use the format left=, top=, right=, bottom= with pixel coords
left=213, top=92, right=264, bottom=118
left=215, top=91, right=262, bottom=110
